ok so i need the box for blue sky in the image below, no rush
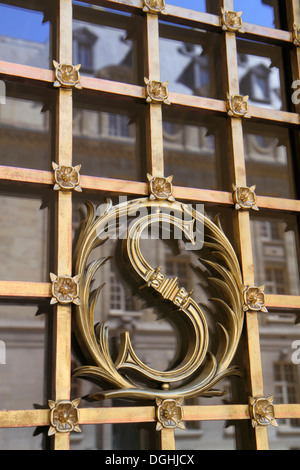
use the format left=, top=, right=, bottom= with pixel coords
left=0, top=0, right=275, bottom=43
left=165, top=0, right=275, bottom=27
left=0, top=4, right=49, bottom=42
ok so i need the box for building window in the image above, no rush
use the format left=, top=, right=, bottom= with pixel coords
left=178, top=57, right=210, bottom=96
left=259, top=220, right=285, bottom=241
left=107, top=113, right=130, bottom=138
left=265, top=266, right=287, bottom=294
left=165, top=258, right=190, bottom=290
left=109, top=271, right=135, bottom=312
left=240, top=64, right=271, bottom=104
left=73, top=27, right=97, bottom=73
left=274, top=363, right=300, bottom=427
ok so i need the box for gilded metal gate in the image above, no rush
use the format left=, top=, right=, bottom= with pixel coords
left=0, top=0, right=300, bottom=451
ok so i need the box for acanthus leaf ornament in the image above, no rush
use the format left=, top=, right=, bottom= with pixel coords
left=249, top=396, right=278, bottom=428
left=221, top=9, right=243, bottom=32
left=145, top=78, right=171, bottom=105
left=72, top=185, right=244, bottom=402
left=143, top=0, right=166, bottom=15
left=48, top=398, right=81, bottom=435
left=52, top=162, right=82, bottom=192
left=53, top=60, right=82, bottom=89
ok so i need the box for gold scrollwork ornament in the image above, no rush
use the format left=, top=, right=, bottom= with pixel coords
left=72, top=186, right=245, bottom=402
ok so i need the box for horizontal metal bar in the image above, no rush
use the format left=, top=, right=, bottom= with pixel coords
left=0, top=281, right=51, bottom=298
left=266, top=295, right=300, bottom=309
left=1, top=61, right=299, bottom=127
left=72, top=0, right=294, bottom=45
left=1, top=166, right=300, bottom=212
left=0, top=409, right=49, bottom=428
left=1, top=403, right=300, bottom=429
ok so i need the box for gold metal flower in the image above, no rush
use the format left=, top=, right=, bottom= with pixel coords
left=53, top=60, right=82, bottom=89
left=293, top=23, right=300, bottom=46
left=232, top=185, right=259, bottom=211
left=143, top=0, right=166, bottom=14
left=144, top=78, right=170, bottom=105
left=48, top=399, right=81, bottom=435
left=50, top=273, right=81, bottom=305
left=226, top=93, right=250, bottom=118
left=148, top=174, right=175, bottom=201
left=52, top=162, right=82, bottom=192
left=156, top=398, right=185, bottom=431
left=249, top=396, right=278, bottom=428
left=221, top=9, right=243, bottom=32
left=243, top=286, right=268, bottom=313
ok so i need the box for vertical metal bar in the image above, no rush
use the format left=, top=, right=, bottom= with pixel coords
left=219, top=0, right=269, bottom=450
left=52, top=0, right=73, bottom=451
left=287, top=0, right=300, bottom=114
left=143, top=13, right=164, bottom=177
left=159, top=429, right=176, bottom=450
